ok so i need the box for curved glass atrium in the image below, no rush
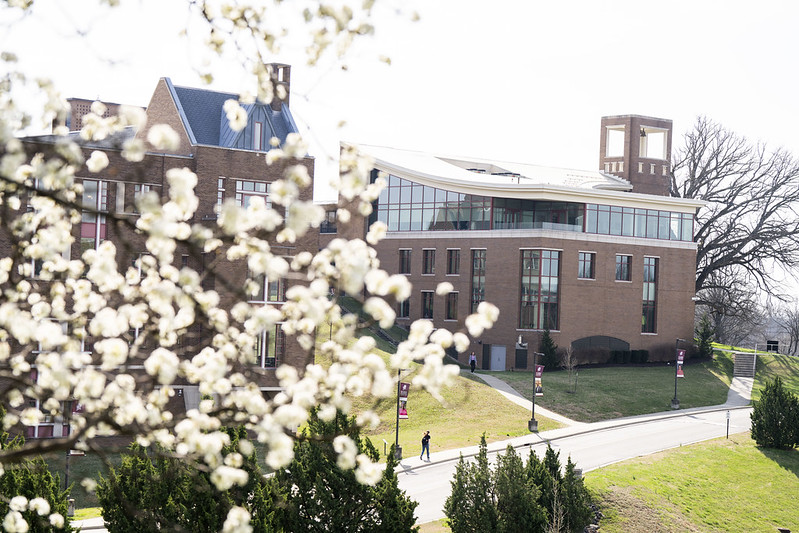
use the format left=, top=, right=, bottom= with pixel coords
left=373, top=174, right=693, bottom=242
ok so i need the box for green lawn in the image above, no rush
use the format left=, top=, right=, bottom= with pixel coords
left=487, top=352, right=734, bottom=423
left=752, top=353, right=799, bottom=400
left=350, top=364, right=562, bottom=460
left=586, top=433, right=799, bottom=532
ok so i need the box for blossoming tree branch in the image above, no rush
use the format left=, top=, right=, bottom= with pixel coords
left=0, top=0, right=498, bottom=530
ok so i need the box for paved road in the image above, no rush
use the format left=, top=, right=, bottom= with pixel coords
left=72, top=373, right=755, bottom=531
left=397, top=406, right=752, bottom=524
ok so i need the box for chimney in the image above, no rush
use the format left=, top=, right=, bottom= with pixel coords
left=599, top=115, right=673, bottom=196
left=268, top=63, right=290, bottom=111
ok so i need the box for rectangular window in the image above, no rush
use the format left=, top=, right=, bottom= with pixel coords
left=399, top=249, right=412, bottom=275
left=615, top=254, right=632, bottom=281
left=642, top=257, right=658, bottom=333
left=446, top=249, right=460, bottom=275
left=446, top=292, right=458, bottom=320
left=122, top=183, right=153, bottom=213
left=218, top=178, right=225, bottom=206
left=519, top=249, right=560, bottom=330
left=397, top=299, right=409, bottom=319
left=578, top=252, right=595, bottom=279
left=421, top=291, right=434, bottom=319
left=471, top=249, right=486, bottom=313
left=235, top=180, right=270, bottom=208
left=422, top=249, right=435, bottom=275
left=254, top=324, right=284, bottom=368
left=249, top=272, right=286, bottom=302
left=321, top=210, right=337, bottom=234
left=81, top=179, right=108, bottom=256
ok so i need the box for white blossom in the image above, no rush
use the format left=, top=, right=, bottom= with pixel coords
left=222, top=506, right=252, bottom=533
left=436, top=281, right=454, bottom=295
left=147, top=124, right=180, bottom=151
left=48, top=514, right=64, bottom=528
left=333, top=435, right=357, bottom=469
left=2, top=511, right=28, bottom=533
left=86, top=151, right=109, bottom=173
left=223, top=99, right=248, bottom=131
left=28, top=498, right=49, bottom=516
left=354, top=454, right=382, bottom=485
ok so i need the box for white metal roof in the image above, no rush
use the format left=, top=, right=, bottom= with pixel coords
left=353, top=143, right=705, bottom=213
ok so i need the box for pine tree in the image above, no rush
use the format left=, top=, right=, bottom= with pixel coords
left=495, top=445, right=546, bottom=533
left=444, top=435, right=497, bottom=533
left=695, top=313, right=714, bottom=359
left=539, top=329, right=560, bottom=370
left=751, top=377, right=799, bottom=449
left=372, top=445, right=418, bottom=532
left=0, top=409, right=72, bottom=533
left=98, top=428, right=276, bottom=532
left=560, top=456, right=592, bottom=533
left=272, top=410, right=418, bottom=532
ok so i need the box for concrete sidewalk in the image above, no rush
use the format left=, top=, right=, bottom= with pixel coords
left=71, top=516, right=106, bottom=532
left=396, top=371, right=754, bottom=471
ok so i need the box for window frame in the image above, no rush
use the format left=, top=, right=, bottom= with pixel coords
left=470, top=249, right=486, bottom=313
left=445, top=292, right=458, bottom=321
left=615, top=254, right=632, bottom=282
left=446, top=248, right=460, bottom=276
left=254, top=324, right=285, bottom=368
left=422, top=249, right=436, bottom=276
left=399, top=249, right=412, bottom=275
left=578, top=251, right=596, bottom=280
left=642, top=256, right=659, bottom=334
left=421, top=290, right=434, bottom=319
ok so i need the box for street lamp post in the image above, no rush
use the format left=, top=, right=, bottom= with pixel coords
left=671, top=338, right=685, bottom=409
left=394, top=369, right=410, bottom=460
left=528, top=352, right=543, bottom=432
left=394, top=369, right=402, bottom=459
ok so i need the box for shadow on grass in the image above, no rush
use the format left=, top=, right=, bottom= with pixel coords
left=756, top=446, right=799, bottom=480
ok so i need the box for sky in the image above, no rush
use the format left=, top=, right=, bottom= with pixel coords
left=2, top=0, right=799, bottom=203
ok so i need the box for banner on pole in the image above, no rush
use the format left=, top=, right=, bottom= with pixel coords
left=399, top=398, right=408, bottom=419
left=399, top=382, right=410, bottom=398
left=535, top=365, right=544, bottom=396
left=677, top=349, right=685, bottom=378
left=399, top=382, right=410, bottom=418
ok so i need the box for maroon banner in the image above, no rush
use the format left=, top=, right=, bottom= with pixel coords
left=399, top=398, right=408, bottom=419
left=535, top=365, right=544, bottom=396
left=399, top=382, right=410, bottom=398
left=399, top=382, right=410, bottom=418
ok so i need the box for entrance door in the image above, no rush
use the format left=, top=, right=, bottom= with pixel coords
left=490, top=345, right=506, bottom=371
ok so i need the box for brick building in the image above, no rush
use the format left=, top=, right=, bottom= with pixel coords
left=15, top=65, right=317, bottom=438
left=360, top=115, right=703, bottom=370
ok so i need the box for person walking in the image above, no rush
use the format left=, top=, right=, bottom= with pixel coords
left=469, top=352, right=477, bottom=373
left=420, top=430, right=430, bottom=461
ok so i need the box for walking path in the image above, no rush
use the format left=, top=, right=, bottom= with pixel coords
left=397, top=371, right=755, bottom=471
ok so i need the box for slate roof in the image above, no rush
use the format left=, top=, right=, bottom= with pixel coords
left=167, top=79, right=299, bottom=150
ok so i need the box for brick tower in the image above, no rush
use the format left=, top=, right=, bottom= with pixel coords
left=598, top=115, right=673, bottom=196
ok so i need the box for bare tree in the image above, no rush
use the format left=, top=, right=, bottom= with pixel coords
left=670, top=116, right=799, bottom=310
left=698, top=275, right=765, bottom=347
left=774, top=303, right=799, bottom=355
left=560, top=346, right=577, bottom=394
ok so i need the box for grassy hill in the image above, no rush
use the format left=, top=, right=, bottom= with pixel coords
left=753, top=352, right=799, bottom=400
left=586, top=433, right=799, bottom=532
left=317, top=328, right=562, bottom=458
